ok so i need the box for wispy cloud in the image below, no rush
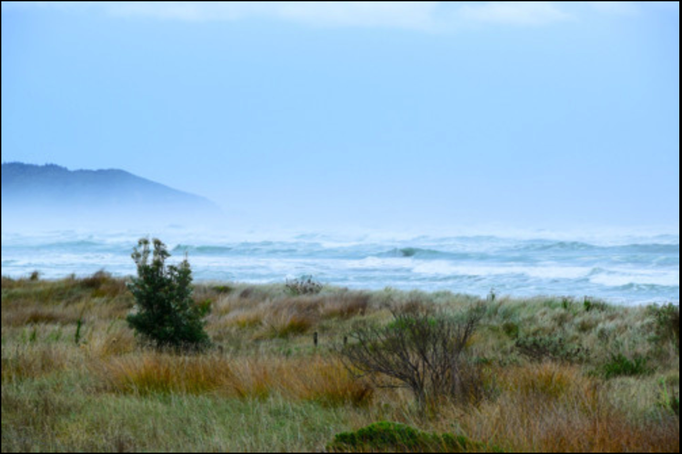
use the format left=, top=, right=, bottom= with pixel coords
left=276, top=2, right=440, bottom=31
left=457, top=2, right=573, bottom=26
left=9, top=2, right=643, bottom=31
left=104, top=2, right=576, bottom=30
left=104, top=2, right=440, bottom=31
left=587, top=2, right=639, bottom=16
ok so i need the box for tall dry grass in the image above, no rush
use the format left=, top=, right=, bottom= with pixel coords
left=90, top=351, right=374, bottom=407
left=207, top=290, right=375, bottom=342
left=437, top=362, right=680, bottom=452
left=2, top=276, right=678, bottom=452
left=2, top=343, right=74, bottom=383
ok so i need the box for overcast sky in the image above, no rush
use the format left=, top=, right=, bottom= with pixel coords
left=2, top=2, right=679, bottom=233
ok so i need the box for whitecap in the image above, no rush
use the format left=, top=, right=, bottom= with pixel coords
left=589, top=270, right=679, bottom=287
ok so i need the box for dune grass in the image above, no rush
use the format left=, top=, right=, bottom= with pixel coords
left=1, top=272, right=679, bottom=452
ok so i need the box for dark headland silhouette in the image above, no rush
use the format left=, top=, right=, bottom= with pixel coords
left=1, top=162, right=223, bottom=229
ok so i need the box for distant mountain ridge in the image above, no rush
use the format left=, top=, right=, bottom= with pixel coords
left=2, top=162, right=221, bottom=228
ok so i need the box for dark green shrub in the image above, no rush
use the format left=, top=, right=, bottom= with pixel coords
left=326, top=421, right=475, bottom=453
left=501, top=321, right=520, bottom=339
left=601, top=353, right=651, bottom=379
left=126, top=238, right=211, bottom=351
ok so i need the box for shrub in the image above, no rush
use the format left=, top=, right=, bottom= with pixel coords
left=583, top=298, right=609, bottom=312
left=338, top=303, right=486, bottom=410
left=285, top=275, right=323, bottom=295
left=515, top=335, right=588, bottom=363
left=501, top=321, right=520, bottom=339
left=647, top=303, right=679, bottom=348
left=601, top=352, right=651, bottom=379
left=326, top=421, right=477, bottom=453
left=126, top=238, right=211, bottom=351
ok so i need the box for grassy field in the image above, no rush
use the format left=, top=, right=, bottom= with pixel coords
left=1, top=272, right=679, bottom=452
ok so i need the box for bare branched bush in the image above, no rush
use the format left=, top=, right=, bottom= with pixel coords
left=338, top=302, right=486, bottom=411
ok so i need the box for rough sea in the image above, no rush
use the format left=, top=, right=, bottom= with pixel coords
left=1, top=227, right=678, bottom=305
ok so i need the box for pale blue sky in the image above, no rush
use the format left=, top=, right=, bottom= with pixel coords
left=2, top=2, right=679, bottom=232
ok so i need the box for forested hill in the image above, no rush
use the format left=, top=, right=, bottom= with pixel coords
left=2, top=162, right=221, bottom=228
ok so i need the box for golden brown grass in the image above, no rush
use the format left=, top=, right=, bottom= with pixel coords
left=436, top=362, right=679, bottom=452
left=2, top=343, right=73, bottom=383
left=282, top=356, right=374, bottom=407
left=2, top=305, right=83, bottom=326
left=2, top=275, right=678, bottom=452
left=91, top=351, right=234, bottom=396
left=90, top=350, right=373, bottom=407
left=208, top=290, right=378, bottom=342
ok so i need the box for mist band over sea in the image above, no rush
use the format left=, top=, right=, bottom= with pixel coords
left=1, top=227, right=678, bottom=305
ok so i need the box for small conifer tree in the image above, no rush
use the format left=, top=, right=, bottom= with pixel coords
left=126, top=238, right=211, bottom=351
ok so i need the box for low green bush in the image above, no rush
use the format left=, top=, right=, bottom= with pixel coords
left=326, top=421, right=482, bottom=453
left=501, top=321, right=520, bottom=339
left=601, top=353, right=651, bottom=379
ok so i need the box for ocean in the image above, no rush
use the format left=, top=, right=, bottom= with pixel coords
left=1, top=227, right=678, bottom=305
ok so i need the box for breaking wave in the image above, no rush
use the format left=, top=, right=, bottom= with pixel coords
left=2, top=229, right=678, bottom=305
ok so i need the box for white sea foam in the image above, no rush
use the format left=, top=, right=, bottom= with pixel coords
left=1, top=226, right=678, bottom=304
left=411, top=262, right=592, bottom=280
left=589, top=270, right=679, bottom=288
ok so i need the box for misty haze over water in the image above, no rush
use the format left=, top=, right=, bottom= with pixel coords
left=2, top=163, right=678, bottom=305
